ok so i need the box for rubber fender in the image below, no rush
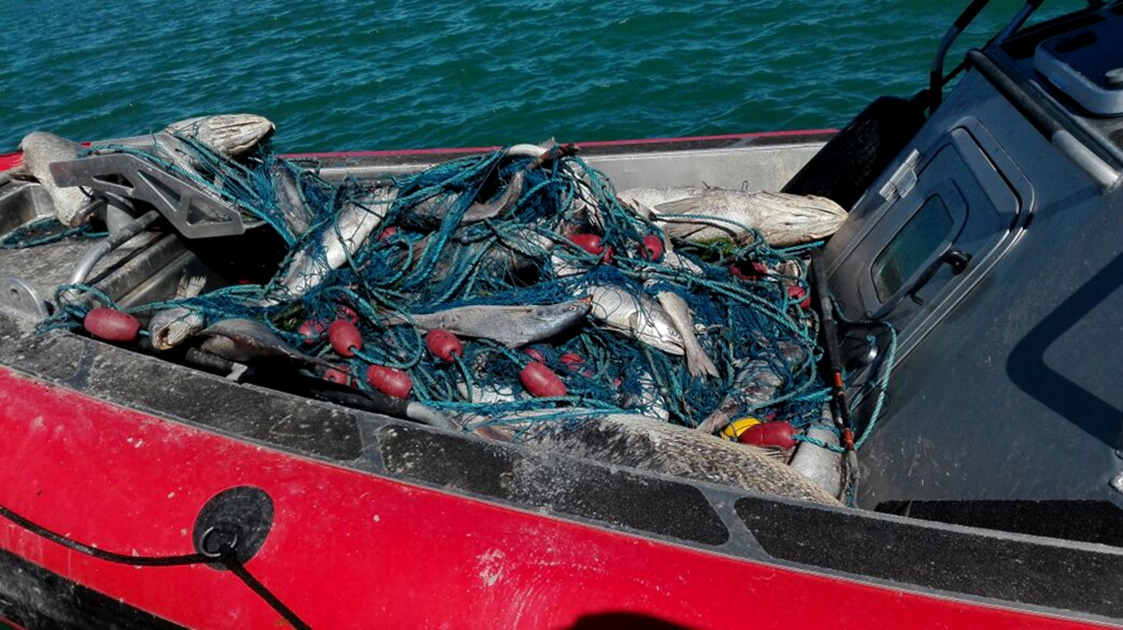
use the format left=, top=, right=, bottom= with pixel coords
left=782, top=96, right=926, bottom=211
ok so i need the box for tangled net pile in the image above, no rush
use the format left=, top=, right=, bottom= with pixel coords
left=49, top=132, right=833, bottom=438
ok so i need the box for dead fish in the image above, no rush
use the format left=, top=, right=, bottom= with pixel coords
left=695, top=358, right=784, bottom=435
left=198, top=318, right=334, bottom=369
left=163, top=113, right=274, bottom=157
left=269, top=187, right=396, bottom=302
left=621, top=370, right=670, bottom=421
left=149, top=275, right=206, bottom=351
left=695, top=340, right=810, bottom=434
left=584, top=284, right=684, bottom=355
left=616, top=186, right=696, bottom=219
left=405, top=170, right=526, bottom=228
left=456, top=382, right=519, bottom=405
left=651, top=188, right=847, bottom=248
left=431, top=227, right=550, bottom=282
left=648, top=284, right=719, bottom=378
left=269, top=160, right=314, bottom=237
left=391, top=300, right=591, bottom=348
left=521, top=412, right=841, bottom=506
left=17, top=131, right=94, bottom=226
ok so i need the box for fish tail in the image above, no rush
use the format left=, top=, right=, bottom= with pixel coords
left=684, top=339, right=720, bottom=379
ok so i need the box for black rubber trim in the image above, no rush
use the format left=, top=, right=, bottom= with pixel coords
left=0, top=548, right=181, bottom=629
left=737, top=497, right=1123, bottom=619
left=875, top=499, right=1123, bottom=548
left=379, top=425, right=730, bottom=546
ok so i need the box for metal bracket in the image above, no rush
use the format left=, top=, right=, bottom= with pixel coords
left=48, top=153, right=251, bottom=239
left=878, top=149, right=922, bottom=204
left=0, top=277, right=50, bottom=320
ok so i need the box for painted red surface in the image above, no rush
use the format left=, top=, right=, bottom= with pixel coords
left=0, top=152, right=22, bottom=172
left=0, top=367, right=1105, bottom=629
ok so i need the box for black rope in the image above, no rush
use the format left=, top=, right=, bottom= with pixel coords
left=0, top=503, right=310, bottom=629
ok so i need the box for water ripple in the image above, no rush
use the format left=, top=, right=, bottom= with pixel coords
left=0, top=0, right=1071, bottom=152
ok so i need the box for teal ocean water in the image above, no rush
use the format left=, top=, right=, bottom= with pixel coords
left=0, top=1, right=1066, bottom=153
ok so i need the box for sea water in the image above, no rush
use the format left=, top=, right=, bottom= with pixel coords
left=0, top=0, right=1066, bottom=153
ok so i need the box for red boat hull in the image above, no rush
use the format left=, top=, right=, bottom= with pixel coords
left=0, top=367, right=1104, bottom=629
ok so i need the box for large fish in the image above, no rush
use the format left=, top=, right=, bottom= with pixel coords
left=162, top=113, right=274, bottom=157
left=268, top=187, right=396, bottom=302
left=583, top=284, right=684, bottom=355
left=99, top=114, right=275, bottom=175
left=390, top=299, right=591, bottom=348
left=616, top=187, right=693, bottom=218
left=621, top=187, right=847, bottom=248
left=520, top=412, right=841, bottom=506
left=16, top=131, right=95, bottom=226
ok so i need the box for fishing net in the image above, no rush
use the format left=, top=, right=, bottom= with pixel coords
left=39, top=132, right=833, bottom=437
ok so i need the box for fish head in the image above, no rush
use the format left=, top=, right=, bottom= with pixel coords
left=151, top=310, right=204, bottom=350
left=529, top=300, right=593, bottom=328
left=163, top=114, right=275, bottom=157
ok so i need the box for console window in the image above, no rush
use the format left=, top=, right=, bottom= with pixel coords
left=871, top=195, right=954, bottom=302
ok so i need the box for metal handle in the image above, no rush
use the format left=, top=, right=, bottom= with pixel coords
left=869, top=248, right=972, bottom=320
left=909, top=248, right=972, bottom=305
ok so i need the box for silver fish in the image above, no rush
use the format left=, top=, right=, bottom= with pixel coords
left=393, top=299, right=591, bottom=348
left=17, top=131, right=94, bottom=226
left=270, top=187, right=396, bottom=302
left=584, top=284, right=684, bottom=355
left=162, top=113, right=274, bottom=157
left=406, top=170, right=526, bottom=228
left=521, top=411, right=841, bottom=506
left=198, top=318, right=334, bottom=369
left=648, top=283, right=719, bottom=378
left=149, top=275, right=206, bottom=351
left=651, top=188, right=847, bottom=247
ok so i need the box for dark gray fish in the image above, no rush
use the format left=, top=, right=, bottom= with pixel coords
left=270, top=161, right=314, bottom=237
left=17, top=131, right=93, bottom=226
left=392, top=299, right=591, bottom=348
left=695, top=340, right=809, bottom=434
left=695, top=358, right=784, bottom=434
left=198, top=318, right=334, bottom=369
left=430, top=238, right=539, bottom=285
left=521, top=412, right=840, bottom=506
left=406, top=170, right=527, bottom=228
